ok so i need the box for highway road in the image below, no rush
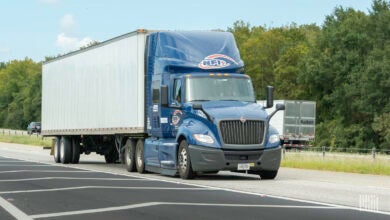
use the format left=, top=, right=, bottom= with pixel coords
left=0, top=142, right=389, bottom=219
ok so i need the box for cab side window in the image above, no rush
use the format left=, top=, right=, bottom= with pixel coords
left=173, top=79, right=182, bottom=104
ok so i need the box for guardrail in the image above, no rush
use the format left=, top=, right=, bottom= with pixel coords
left=282, top=146, right=390, bottom=160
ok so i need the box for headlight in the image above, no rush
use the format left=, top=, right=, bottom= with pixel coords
left=268, top=134, right=280, bottom=144
left=193, top=134, right=214, bottom=144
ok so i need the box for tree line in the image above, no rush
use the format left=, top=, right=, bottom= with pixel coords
left=0, top=0, right=389, bottom=149
left=229, top=0, right=390, bottom=149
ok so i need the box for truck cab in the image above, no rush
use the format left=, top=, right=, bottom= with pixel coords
left=140, top=31, right=284, bottom=179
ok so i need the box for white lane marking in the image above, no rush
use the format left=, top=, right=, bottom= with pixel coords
left=30, top=202, right=347, bottom=219
left=30, top=202, right=161, bottom=219
left=0, top=177, right=152, bottom=182
left=1, top=155, right=390, bottom=216
left=0, top=196, right=32, bottom=220
left=0, top=160, right=32, bottom=163
left=0, top=164, right=51, bottom=166
left=0, top=170, right=92, bottom=174
left=0, top=186, right=212, bottom=194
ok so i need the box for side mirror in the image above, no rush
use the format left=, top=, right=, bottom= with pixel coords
left=276, top=103, right=285, bottom=111
left=161, top=85, right=168, bottom=107
left=267, top=103, right=285, bottom=123
left=266, top=86, right=274, bottom=108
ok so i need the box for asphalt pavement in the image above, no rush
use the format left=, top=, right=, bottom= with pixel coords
left=0, top=155, right=389, bottom=220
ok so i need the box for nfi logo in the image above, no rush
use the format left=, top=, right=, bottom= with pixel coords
left=198, top=54, right=238, bottom=69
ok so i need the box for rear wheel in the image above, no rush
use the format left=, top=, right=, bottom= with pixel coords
left=135, top=139, right=145, bottom=173
left=71, top=137, right=80, bottom=164
left=124, top=139, right=136, bottom=172
left=178, top=140, right=195, bottom=179
left=60, top=136, right=72, bottom=164
left=53, top=137, right=61, bottom=163
left=104, top=148, right=118, bottom=163
left=258, top=170, right=278, bottom=180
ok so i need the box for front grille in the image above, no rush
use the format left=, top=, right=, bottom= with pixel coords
left=219, top=120, right=265, bottom=145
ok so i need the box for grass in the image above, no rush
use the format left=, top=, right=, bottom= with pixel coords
left=0, top=134, right=52, bottom=147
left=281, top=151, right=390, bottom=176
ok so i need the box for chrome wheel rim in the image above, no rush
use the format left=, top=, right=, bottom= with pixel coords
left=54, top=140, right=58, bottom=159
left=126, top=147, right=131, bottom=165
left=179, top=148, right=188, bottom=173
left=60, top=141, right=64, bottom=161
left=136, top=145, right=142, bottom=166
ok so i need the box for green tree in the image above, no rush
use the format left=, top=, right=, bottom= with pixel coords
left=0, top=59, right=41, bottom=129
left=302, top=0, right=390, bottom=149
left=229, top=22, right=319, bottom=99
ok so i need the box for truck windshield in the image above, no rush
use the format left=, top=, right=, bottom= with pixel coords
left=186, top=77, right=255, bottom=102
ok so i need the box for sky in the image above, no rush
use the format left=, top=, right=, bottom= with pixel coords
left=0, top=0, right=374, bottom=62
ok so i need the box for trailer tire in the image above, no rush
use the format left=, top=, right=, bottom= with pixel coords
left=71, top=137, right=80, bottom=164
left=60, top=136, right=72, bottom=164
left=178, top=140, right=195, bottom=179
left=135, top=139, right=145, bottom=173
left=258, top=170, right=278, bottom=180
left=124, top=139, right=136, bottom=172
left=53, top=137, right=61, bottom=163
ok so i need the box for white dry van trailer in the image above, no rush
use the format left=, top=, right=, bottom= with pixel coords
left=42, top=31, right=146, bottom=163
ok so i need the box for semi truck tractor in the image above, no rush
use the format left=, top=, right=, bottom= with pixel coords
left=42, top=29, right=285, bottom=179
left=260, top=100, right=316, bottom=148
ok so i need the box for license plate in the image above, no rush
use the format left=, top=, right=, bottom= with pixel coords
left=237, top=163, right=250, bottom=171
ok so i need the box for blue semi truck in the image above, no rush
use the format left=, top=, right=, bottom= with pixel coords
left=42, top=29, right=285, bottom=179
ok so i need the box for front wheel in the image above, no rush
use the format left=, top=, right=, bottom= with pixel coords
left=258, top=170, right=278, bottom=180
left=178, top=140, right=195, bottom=179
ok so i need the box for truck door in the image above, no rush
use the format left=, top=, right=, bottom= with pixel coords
left=168, top=78, right=183, bottom=137
left=150, top=80, right=162, bottom=136
left=144, top=80, right=161, bottom=168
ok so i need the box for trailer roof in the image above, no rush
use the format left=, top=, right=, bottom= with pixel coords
left=43, top=29, right=150, bottom=65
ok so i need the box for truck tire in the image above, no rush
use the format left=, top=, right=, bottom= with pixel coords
left=258, top=170, right=278, bottom=180
left=104, top=149, right=118, bottom=163
left=178, top=140, right=195, bottom=179
left=71, top=137, right=80, bottom=164
left=53, top=137, right=61, bottom=163
left=124, top=139, right=136, bottom=172
left=135, top=139, right=145, bottom=173
left=60, top=136, right=72, bottom=164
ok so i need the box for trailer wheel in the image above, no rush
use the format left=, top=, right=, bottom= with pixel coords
left=53, top=137, right=61, bottom=163
left=178, top=140, right=195, bottom=179
left=60, top=136, right=72, bottom=164
left=135, top=139, right=145, bottom=173
left=71, top=137, right=80, bottom=164
left=258, top=170, right=278, bottom=180
left=124, top=139, right=136, bottom=172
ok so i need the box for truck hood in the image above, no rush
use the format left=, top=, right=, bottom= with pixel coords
left=200, top=101, right=268, bottom=122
